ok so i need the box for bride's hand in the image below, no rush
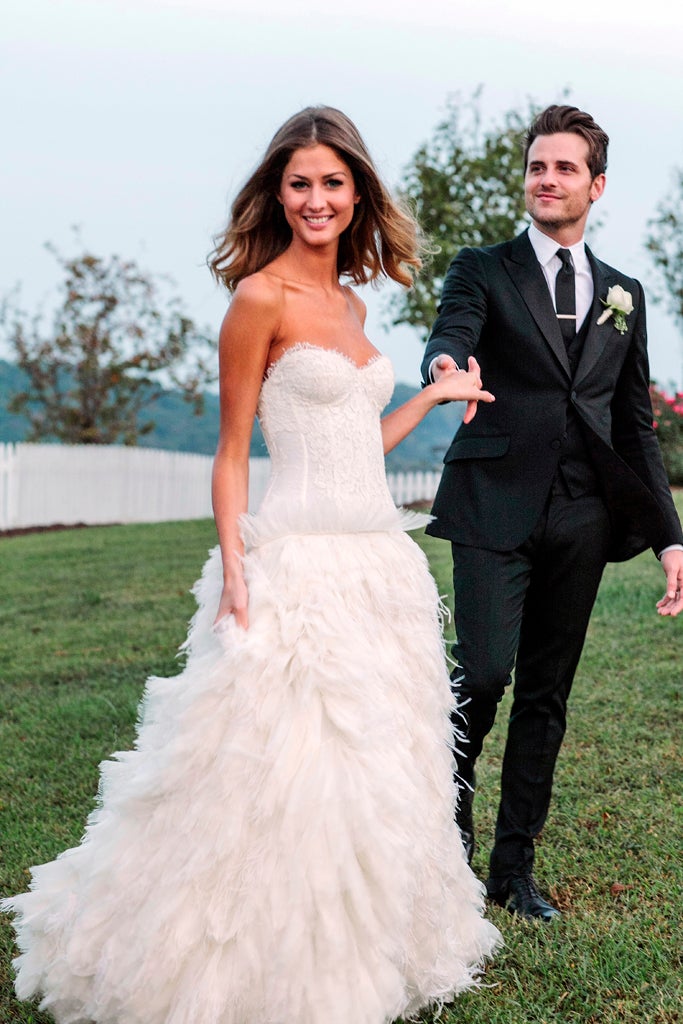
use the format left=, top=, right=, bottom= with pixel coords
left=214, top=573, right=249, bottom=631
left=430, top=356, right=494, bottom=423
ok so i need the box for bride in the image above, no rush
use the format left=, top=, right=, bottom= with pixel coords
left=3, top=105, right=501, bottom=1024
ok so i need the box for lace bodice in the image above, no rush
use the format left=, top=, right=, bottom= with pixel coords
left=247, top=344, right=412, bottom=545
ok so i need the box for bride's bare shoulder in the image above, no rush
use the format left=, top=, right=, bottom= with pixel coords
left=231, top=270, right=284, bottom=311
left=219, top=272, right=284, bottom=352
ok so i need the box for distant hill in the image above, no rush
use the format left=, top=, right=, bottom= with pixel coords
left=0, top=359, right=461, bottom=471
left=0, top=361, right=30, bottom=442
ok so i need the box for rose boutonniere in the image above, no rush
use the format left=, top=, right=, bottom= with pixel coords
left=597, top=285, right=634, bottom=335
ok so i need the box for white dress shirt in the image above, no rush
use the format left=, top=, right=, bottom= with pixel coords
left=527, top=223, right=593, bottom=330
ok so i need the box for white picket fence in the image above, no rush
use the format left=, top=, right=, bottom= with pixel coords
left=388, top=469, right=443, bottom=507
left=0, top=443, right=442, bottom=531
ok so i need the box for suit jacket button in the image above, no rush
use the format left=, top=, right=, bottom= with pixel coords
left=550, top=439, right=562, bottom=450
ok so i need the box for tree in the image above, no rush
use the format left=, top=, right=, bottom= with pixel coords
left=645, top=167, right=683, bottom=383
left=387, top=90, right=537, bottom=338
left=2, top=243, right=216, bottom=445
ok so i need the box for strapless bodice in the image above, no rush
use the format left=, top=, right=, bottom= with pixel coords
left=245, top=344, right=424, bottom=546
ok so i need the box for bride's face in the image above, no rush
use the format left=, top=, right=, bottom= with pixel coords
left=278, top=144, right=359, bottom=247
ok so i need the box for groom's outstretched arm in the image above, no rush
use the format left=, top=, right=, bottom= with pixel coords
left=421, top=247, right=489, bottom=385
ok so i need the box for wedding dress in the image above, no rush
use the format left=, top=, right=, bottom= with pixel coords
left=3, top=344, right=500, bottom=1024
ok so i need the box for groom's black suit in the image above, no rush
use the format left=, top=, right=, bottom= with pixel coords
left=421, top=230, right=682, bottom=883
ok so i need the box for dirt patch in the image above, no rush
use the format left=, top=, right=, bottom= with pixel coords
left=0, top=522, right=119, bottom=538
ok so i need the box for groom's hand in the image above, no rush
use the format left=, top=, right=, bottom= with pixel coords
left=656, top=549, right=683, bottom=616
left=431, top=354, right=459, bottom=381
left=432, top=354, right=486, bottom=423
left=462, top=356, right=484, bottom=424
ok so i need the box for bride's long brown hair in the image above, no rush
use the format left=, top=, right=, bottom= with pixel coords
left=208, top=106, right=423, bottom=291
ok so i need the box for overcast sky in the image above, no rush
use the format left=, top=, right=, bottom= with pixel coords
left=3, top=0, right=683, bottom=387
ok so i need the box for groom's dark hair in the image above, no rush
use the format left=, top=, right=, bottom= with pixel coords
left=523, top=105, right=609, bottom=179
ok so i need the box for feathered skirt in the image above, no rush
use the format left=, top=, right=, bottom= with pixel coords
left=3, top=524, right=500, bottom=1024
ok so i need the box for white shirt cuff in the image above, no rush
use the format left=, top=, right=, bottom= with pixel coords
left=658, top=544, right=683, bottom=559
left=428, top=356, right=459, bottom=382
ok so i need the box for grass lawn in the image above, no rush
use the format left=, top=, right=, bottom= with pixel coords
left=1, top=502, right=681, bottom=1024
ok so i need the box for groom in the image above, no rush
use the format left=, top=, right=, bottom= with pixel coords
left=421, top=105, right=683, bottom=921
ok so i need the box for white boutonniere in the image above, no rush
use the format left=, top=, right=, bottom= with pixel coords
left=596, top=285, right=634, bottom=335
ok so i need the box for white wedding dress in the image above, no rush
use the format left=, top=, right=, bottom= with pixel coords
left=3, top=345, right=501, bottom=1024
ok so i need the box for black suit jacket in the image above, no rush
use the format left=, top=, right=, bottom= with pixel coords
left=421, top=230, right=683, bottom=561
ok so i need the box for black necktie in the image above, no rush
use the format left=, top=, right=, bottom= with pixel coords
left=555, top=248, right=576, bottom=346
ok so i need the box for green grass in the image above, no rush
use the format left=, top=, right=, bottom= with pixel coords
left=1, top=505, right=682, bottom=1024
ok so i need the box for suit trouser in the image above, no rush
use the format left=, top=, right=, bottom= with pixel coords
left=450, top=487, right=612, bottom=881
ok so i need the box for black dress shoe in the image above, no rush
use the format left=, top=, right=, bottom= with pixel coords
left=486, top=875, right=561, bottom=922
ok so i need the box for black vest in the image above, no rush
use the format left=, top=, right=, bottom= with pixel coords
left=555, top=313, right=599, bottom=497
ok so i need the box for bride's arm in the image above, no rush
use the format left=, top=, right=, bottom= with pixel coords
left=212, top=276, right=280, bottom=629
left=380, top=365, right=494, bottom=455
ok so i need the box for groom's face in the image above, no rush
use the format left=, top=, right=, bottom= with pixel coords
left=524, top=132, right=605, bottom=241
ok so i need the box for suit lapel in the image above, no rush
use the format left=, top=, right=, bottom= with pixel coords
left=573, top=250, right=611, bottom=386
left=502, top=232, right=571, bottom=378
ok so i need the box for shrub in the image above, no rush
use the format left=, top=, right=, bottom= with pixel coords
left=649, top=382, right=683, bottom=485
